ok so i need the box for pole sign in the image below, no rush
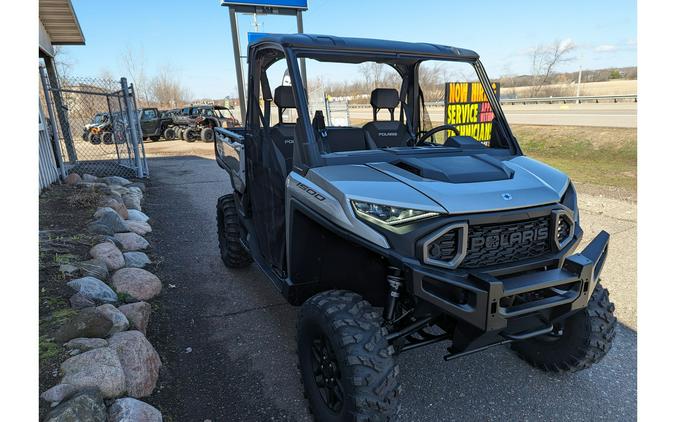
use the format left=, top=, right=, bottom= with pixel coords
left=221, top=0, right=307, bottom=9
left=444, top=82, right=500, bottom=142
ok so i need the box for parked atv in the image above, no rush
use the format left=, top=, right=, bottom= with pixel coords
left=82, top=112, right=110, bottom=144
left=214, top=34, right=615, bottom=421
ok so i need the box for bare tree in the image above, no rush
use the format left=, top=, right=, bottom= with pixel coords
left=149, top=66, right=190, bottom=108
left=528, top=39, right=576, bottom=97
left=119, top=46, right=152, bottom=106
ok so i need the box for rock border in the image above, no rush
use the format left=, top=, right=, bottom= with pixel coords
left=42, top=173, right=163, bottom=420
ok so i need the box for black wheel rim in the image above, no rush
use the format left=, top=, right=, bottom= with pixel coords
left=310, top=335, right=344, bottom=413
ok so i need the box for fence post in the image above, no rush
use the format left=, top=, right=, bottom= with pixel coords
left=39, top=66, right=67, bottom=180
left=44, top=56, right=78, bottom=163
left=120, top=77, right=144, bottom=178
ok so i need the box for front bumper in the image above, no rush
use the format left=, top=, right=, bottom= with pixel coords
left=410, top=230, right=610, bottom=332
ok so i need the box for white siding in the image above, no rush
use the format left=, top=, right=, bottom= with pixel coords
left=39, top=106, right=61, bottom=190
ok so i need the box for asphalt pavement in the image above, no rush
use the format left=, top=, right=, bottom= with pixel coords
left=145, top=154, right=636, bottom=421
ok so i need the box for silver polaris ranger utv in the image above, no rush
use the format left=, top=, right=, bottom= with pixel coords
left=214, top=34, right=615, bottom=421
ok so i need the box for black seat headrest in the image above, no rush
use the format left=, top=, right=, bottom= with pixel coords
left=274, top=86, right=295, bottom=109
left=370, top=88, right=399, bottom=109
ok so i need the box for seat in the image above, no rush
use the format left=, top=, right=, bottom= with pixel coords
left=312, top=111, right=368, bottom=153
left=362, top=88, right=410, bottom=148
left=270, top=86, right=297, bottom=173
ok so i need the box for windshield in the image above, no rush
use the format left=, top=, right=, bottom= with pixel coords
left=292, top=55, right=507, bottom=154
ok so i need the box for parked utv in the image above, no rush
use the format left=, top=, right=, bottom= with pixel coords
left=214, top=34, right=615, bottom=421
left=139, top=107, right=174, bottom=141
left=173, top=105, right=240, bottom=142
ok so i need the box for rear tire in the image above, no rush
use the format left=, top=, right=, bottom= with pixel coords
left=149, top=135, right=161, bottom=142
left=216, top=194, right=251, bottom=268
left=511, top=283, right=616, bottom=373
left=297, top=290, right=401, bottom=422
left=101, top=131, right=113, bottom=144
left=163, top=127, right=176, bottom=140
left=201, top=127, right=214, bottom=142
left=88, top=132, right=101, bottom=145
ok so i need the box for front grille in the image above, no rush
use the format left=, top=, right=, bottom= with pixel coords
left=460, top=216, right=551, bottom=268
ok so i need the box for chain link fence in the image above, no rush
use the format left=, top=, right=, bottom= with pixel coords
left=39, top=68, right=148, bottom=179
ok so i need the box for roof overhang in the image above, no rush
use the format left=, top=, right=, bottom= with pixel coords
left=39, top=0, right=85, bottom=47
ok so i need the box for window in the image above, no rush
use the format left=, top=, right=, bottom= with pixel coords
left=142, top=109, right=157, bottom=120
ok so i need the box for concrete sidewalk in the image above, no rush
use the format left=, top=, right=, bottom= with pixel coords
left=145, top=155, right=636, bottom=421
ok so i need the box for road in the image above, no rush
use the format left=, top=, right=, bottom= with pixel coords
left=347, top=102, right=637, bottom=128
left=143, top=149, right=636, bottom=421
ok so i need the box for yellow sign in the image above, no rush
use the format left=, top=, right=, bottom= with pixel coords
left=445, top=82, right=500, bottom=142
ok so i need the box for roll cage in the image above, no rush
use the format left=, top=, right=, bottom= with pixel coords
left=246, top=34, right=522, bottom=175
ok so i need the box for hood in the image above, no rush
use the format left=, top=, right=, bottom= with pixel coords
left=366, top=155, right=569, bottom=215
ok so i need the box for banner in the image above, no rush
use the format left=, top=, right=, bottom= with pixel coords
left=444, top=82, right=500, bottom=142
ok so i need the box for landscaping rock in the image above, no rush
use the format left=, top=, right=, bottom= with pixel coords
left=125, top=220, right=152, bottom=236
left=126, top=182, right=146, bottom=193
left=123, top=193, right=142, bottom=211
left=89, top=242, right=125, bottom=271
left=78, top=181, right=108, bottom=189
left=97, top=304, right=129, bottom=334
left=87, top=222, right=114, bottom=236
left=54, top=308, right=114, bottom=343
left=111, top=268, right=161, bottom=301
left=108, top=331, right=161, bottom=397
left=40, top=383, right=79, bottom=404
left=91, top=235, right=125, bottom=251
left=118, top=302, right=151, bottom=334
left=126, top=209, right=150, bottom=222
left=93, top=206, right=115, bottom=219
left=114, top=232, right=149, bottom=251
left=67, top=276, right=118, bottom=304
left=123, top=251, right=151, bottom=268
left=61, top=347, right=126, bottom=398
left=64, top=173, right=82, bottom=185
left=103, top=176, right=131, bottom=186
left=82, top=174, right=99, bottom=183
left=105, top=199, right=129, bottom=219
left=108, top=397, right=162, bottom=422
left=97, top=209, right=131, bottom=233
left=109, top=185, right=129, bottom=196
left=77, top=258, right=109, bottom=281
left=101, top=194, right=124, bottom=206
left=69, top=293, right=95, bottom=310
left=64, top=337, right=108, bottom=352
left=44, top=389, right=106, bottom=422
left=59, top=263, right=79, bottom=277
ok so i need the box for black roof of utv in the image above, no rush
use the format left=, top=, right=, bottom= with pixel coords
left=250, top=33, right=480, bottom=61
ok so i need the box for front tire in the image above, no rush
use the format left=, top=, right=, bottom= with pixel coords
left=163, top=127, right=176, bottom=140
left=298, top=290, right=401, bottom=422
left=184, top=128, right=195, bottom=142
left=201, top=127, right=214, bottom=142
left=216, top=194, right=251, bottom=268
left=511, top=283, right=616, bottom=373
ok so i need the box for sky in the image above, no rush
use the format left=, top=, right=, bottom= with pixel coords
left=61, top=0, right=637, bottom=99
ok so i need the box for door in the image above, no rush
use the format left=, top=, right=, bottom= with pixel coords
left=245, top=47, right=291, bottom=275
left=140, top=108, right=159, bottom=136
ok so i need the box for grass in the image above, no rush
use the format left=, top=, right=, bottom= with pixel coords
left=39, top=336, right=62, bottom=362
left=512, top=125, right=637, bottom=194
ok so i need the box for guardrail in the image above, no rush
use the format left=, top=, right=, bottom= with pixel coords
left=343, top=94, right=637, bottom=109
left=500, top=94, right=637, bottom=105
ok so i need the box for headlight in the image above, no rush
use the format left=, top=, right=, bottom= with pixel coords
left=351, top=200, right=439, bottom=226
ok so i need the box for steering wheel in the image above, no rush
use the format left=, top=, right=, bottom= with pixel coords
left=417, top=124, right=461, bottom=145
